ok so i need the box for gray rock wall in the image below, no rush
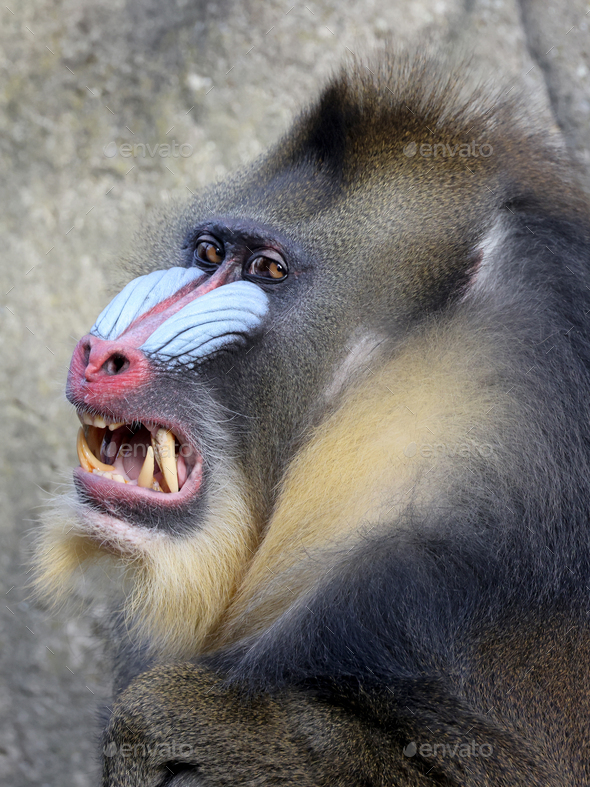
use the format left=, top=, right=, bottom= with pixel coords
left=1, top=0, right=589, bottom=784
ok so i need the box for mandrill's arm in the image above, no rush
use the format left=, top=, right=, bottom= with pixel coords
left=103, top=661, right=558, bottom=787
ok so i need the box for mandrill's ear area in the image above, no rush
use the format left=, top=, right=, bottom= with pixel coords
left=181, top=52, right=580, bottom=336
left=102, top=663, right=558, bottom=787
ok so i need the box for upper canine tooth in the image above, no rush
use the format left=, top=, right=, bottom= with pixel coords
left=152, top=428, right=179, bottom=493
left=76, top=428, right=119, bottom=473
left=84, top=425, right=103, bottom=458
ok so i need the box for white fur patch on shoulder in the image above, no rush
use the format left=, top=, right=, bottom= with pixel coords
left=465, top=217, right=509, bottom=299
left=323, top=332, right=386, bottom=401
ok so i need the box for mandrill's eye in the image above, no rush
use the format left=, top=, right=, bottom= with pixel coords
left=194, top=235, right=224, bottom=268
left=246, top=252, right=288, bottom=282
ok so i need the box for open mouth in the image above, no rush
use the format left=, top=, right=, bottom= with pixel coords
left=75, top=411, right=201, bottom=499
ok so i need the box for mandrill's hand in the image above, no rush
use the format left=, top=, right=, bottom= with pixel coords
left=102, top=663, right=323, bottom=787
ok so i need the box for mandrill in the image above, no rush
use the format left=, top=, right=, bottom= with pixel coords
left=37, top=49, right=590, bottom=786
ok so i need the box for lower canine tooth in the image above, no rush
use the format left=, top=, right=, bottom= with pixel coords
left=152, top=428, right=179, bottom=493
left=77, top=428, right=117, bottom=473
left=138, top=446, right=155, bottom=489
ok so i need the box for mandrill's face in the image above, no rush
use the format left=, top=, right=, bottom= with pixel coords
left=63, top=204, right=329, bottom=540
left=67, top=264, right=269, bottom=535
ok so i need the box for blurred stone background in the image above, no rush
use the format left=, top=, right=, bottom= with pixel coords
left=0, top=0, right=589, bottom=784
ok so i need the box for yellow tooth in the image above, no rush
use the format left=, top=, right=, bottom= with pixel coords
left=138, top=445, right=155, bottom=489
left=112, top=474, right=125, bottom=484
left=150, top=432, right=167, bottom=491
left=77, top=411, right=114, bottom=428
left=84, top=425, right=103, bottom=458
left=108, top=422, right=125, bottom=431
left=152, top=428, right=178, bottom=493
left=77, top=428, right=117, bottom=473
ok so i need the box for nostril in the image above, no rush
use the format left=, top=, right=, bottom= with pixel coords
left=103, top=353, right=130, bottom=376
left=73, top=335, right=148, bottom=387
